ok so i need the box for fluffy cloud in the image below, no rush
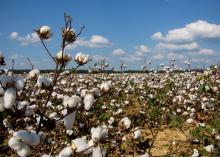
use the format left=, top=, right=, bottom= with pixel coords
left=134, top=45, right=150, bottom=56
left=113, top=49, right=126, bottom=56
left=10, top=32, right=40, bottom=46
left=190, top=48, right=217, bottom=56
left=75, top=35, right=112, bottom=48
left=156, top=42, right=199, bottom=51
left=152, top=20, right=220, bottom=43
left=153, top=53, right=164, bottom=60
left=167, top=52, right=186, bottom=60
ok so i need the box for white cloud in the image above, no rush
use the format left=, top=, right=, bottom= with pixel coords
left=10, top=32, right=18, bottom=39
left=167, top=52, right=186, bottom=60
left=192, top=48, right=216, bottom=56
left=10, top=32, right=40, bottom=46
left=152, top=20, right=220, bottom=43
left=113, top=49, right=126, bottom=56
left=153, top=53, right=164, bottom=60
left=134, top=45, right=150, bottom=57
left=76, top=35, right=112, bottom=48
left=156, top=42, right=199, bottom=51
left=10, top=54, right=24, bottom=60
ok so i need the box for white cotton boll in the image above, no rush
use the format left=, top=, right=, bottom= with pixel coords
left=37, top=75, right=52, bottom=88
left=192, top=148, right=199, bottom=157
left=63, top=111, right=76, bottom=130
left=108, top=117, right=114, bottom=125
left=0, top=87, right=4, bottom=95
left=133, top=127, right=142, bottom=139
left=17, top=101, right=29, bottom=110
left=72, top=138, right=89, bottom=153
left=59, top=146, right=73, bottom=157
left=84, top=94, right=94, bottom=111
left=120, top=117, right=131, bottom=129
left=28, top=69, right=40, bottom=79
left=25, top=106, right=35, bottom=116
left=15, top=77, right=25, bottom=91
left=91, top=126, right=108, bottom=142
left=100, top=82, right=110, bottom=92
left=186, top=118, right=194, bottom=124
left=42, top=154, right=51, bottom=157
left=4, top=87, right=16, bottom=109
left=8, top=136, right=22, bottom=151
left=204, top=144, right=214, bottom=153
left=16, top=142, right=31, bottom=157
left=91, top=127, right=102, bottom=142
left=92, top=146, right=106, bottom=157
left=63, top=95, right=80, bottom=108
left=81, top=89, right=88, bottom=98
left=13, top=130, right=40, bottom=146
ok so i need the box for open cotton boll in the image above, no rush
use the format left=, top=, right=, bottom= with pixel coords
left=91, top=126, right=108, bottom=142
left=0, top=87, right=4, bottom=95
left=92, top=146, right=107, bottom=157
left=59, top=146, right=73, bottom=157
left=14, top=77, right=25, bottom=91
left=72, top=137, right=89, bottom=153
left=37, top=75, right=52, bottom=88
left=8, top=136, right=22, bottom=151
left=16, top=101, right=29, bottom=110
left=13, top=130, right=40, bottom=146
left=63, top=111, right=76, bottom=130
left=84, top=94, right=94, bottom=111
left=133, top=127, right=142, bottom=139
left=204, top=144, right=214, bottom=153
left=4, top=87, right=16, bottom=109
left=100, top=82, right=111, bottom=93
left=28, top=69, right=40, bottom=79
left=16, top=142, right=31, bottom=157
left=192, top=148, right=199, bottom=157
left=63, top=95, right=80, bottom=108
left=120, top=117, right=131, bottom=129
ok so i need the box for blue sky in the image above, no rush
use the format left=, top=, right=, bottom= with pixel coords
left=0, top=0, right=220, bottom=70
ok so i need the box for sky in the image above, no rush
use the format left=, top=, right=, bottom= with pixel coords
left=0, top=0, right=220, bottom=70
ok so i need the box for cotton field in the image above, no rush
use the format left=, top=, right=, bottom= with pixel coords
left=0, top=13, right=220, bottom=157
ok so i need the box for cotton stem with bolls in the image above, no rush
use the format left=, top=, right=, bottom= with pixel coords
left=36, top=12, right=85, bottom=134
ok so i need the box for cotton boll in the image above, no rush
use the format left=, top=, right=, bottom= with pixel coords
left=63, top=95, right=80, bottom=108
left=37, top=75, right=52, bottom=88
left=28, top=69, right=40, bottom=79
left=72, top=137, right=89, bottom=153
left=100, top=82, right=111, bottom=93
left=63, top=111, right=76, bottom=130
left=25, top=106, right=35, bottom=116
left=192, top=148, right=199, bottom=157
left=84, top=94, right=94, bottom=110
left=91, top=126, right=108, bottom=142
left=133, top=127, right=142, bottom=139
left=8, top=136, right=22, bottom=151
left=0, top=87, right=4, bottom=95
left=92, top=145, right=107, bottom=157
left=108, top=117, right=114, bottom=125
left=17, top=101, right=29, bottom=110
left=59, top=146, right=73, bottom=157
left=15, top=77, right=25, bottom=91
left=4, top=87, right=16, bottom=109
left=204, top=144, right=214, bottom=153
left=186, top=118, right=194, bottom=124
left=13, top=130, right=40, bottom=146
left=91, top=127, right=102, bottom=142
left=120, top=117, right=131, bottom=129
left=16, top=142, right=31, bottom=157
